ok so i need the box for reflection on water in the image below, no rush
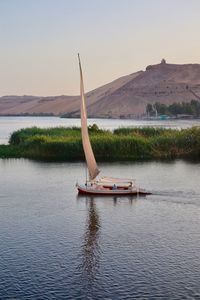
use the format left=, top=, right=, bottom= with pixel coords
left=77, top=194, right=139, bottom=206
left=77, top=195, right=139, bottom=286
left=111, top=195, right=139, bottom=206
left=78, top=197, right=101, bottom=284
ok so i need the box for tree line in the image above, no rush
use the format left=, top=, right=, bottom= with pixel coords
left=146, top=100, right=200, bottom=117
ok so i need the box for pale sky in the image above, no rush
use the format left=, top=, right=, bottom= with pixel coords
left=0, top=0, right=200, bottom=96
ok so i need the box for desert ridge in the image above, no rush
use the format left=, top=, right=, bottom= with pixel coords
left=1, top=60, right=200, bottom=118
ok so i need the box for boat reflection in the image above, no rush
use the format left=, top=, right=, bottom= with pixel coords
left=76, top=194, right=140, bottom=286
left=77, top=197, right=101, bottom=284
left=77, top=194, right=140, bottom=206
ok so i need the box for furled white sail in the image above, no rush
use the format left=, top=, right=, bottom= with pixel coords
left=78, top=54, right=100, bottom=181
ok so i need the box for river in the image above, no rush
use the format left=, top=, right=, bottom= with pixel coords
left=0, top=117, right=200, bottom=298
left=0, top=159, right=200, bottom=299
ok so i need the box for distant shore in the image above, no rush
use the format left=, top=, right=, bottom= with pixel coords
left=1, top=114, right=200, bottom=121
left=0, top=126, right=200, bottom=161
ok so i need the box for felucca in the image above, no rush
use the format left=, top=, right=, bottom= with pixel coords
left=76, top=54, right=151, bottom=196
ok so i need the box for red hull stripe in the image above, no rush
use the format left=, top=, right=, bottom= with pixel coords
left=77, top=187, right=151, bottom=196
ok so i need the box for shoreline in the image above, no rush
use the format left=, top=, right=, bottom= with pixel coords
left=0, top=114, right=200, bottom=121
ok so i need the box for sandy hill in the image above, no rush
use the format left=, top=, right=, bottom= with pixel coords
left=1, top=60, right=200, bottom=118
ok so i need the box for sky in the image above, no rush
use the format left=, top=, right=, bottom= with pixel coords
left=0, top=0, right=200, bottom=96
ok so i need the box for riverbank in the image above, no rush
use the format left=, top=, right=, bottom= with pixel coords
left=0, top=126, right=200, bottom=161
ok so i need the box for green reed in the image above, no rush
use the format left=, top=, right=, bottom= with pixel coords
left=0, top=126, right=199, bottom=161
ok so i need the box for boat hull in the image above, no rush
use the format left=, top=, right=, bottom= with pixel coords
left=77, top=185, right=151, bottom=196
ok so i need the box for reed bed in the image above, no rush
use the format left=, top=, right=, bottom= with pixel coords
left=0, top=126, right=200, bottom=161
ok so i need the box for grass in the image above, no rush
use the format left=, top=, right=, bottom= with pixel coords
left=0, top=126, right=200, bottom=161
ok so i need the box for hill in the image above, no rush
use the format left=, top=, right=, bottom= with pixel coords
left=1, top=60, right=200, bottom=118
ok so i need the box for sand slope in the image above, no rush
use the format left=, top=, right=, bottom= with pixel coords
left=1, top=61, right=200, bottom=118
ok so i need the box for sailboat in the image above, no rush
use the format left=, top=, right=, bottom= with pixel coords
left=76, top=54, right=151, bottom=196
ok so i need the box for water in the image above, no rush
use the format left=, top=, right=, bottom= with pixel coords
left=1, top=116, right=200, bottom=144
left=0, top=159, right=200, bottom=299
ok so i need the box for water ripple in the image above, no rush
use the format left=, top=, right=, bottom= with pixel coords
left=0, top=159, right=200, bottom=299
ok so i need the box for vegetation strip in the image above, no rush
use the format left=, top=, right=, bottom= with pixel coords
left=146, top=100, right=200, bottom=117
left=0, top=125, right=200, bottom=161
